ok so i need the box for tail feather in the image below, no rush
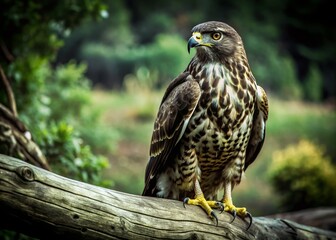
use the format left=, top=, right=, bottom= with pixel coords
left=142, top=177, right=157, bottom=196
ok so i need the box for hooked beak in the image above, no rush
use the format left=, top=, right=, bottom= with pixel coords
left=187, top=37, right=200, bottom=54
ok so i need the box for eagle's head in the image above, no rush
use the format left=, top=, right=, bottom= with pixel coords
left=187, top=21, right=243, bottom=63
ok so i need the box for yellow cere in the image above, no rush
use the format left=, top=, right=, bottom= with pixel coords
left=192, top=32, right=202, bottom=41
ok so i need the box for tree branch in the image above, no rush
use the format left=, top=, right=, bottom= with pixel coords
left=0, top=64, right=17, bottom=116
left=0, top=105, right=50, bottom=170
left=0, top=40, right=15, bottom=62
left=1, top=154, right=335, bottom=240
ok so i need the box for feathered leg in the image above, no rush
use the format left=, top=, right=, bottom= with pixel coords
left=222, top=181, right=253, bottom=229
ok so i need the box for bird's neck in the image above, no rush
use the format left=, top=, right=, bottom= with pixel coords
left=188, top=54, right=253, bottom=83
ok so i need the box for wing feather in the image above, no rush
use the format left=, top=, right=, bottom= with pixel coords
left=244, top=85, right=268, bottom=171
left=142, top=72, right=201, bottom=196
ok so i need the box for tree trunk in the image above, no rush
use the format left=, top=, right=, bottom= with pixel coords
left=0, top=154, right=335, bottom=240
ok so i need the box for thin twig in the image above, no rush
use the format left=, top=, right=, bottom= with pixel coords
left=0, top=64, right=17, bottom=116
left=0, top=40, right=14, bottom=62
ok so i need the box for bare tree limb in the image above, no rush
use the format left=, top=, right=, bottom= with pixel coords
left=1, top=154, right=335, bottom=240
left=0, top=40, right=15, bottom=62
left=0, top=105, right=50, bottom=170
left=0, top=64, right=17, bottom=116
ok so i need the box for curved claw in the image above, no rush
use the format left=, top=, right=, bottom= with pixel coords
left=245, top=212, right=253, bottom=230
left=210, top=211, right=218, bottom=226
left=183, top=197, right=190, bottom=209
left=229, top=210, right=237, bottom=223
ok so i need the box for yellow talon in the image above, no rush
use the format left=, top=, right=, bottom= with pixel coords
left=222, top=199, right=253, bottom=230
left=224, top=203, right=247, bottom=216
left=184, top=194, right=214, bottom=215
left=183, top=194, right=223, bottom=225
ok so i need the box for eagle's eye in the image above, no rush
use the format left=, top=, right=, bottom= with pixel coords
left=211, top=32, right=222, bottom=40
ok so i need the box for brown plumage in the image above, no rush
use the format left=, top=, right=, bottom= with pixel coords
left=142, top=21, right=268, bottom=228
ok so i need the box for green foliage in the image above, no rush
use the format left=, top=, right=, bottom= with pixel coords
left=135, top=13, right=175, bottom=43
left=1, top=0, right=106, bottom=60
left=123, top=67, right=159, bottom=121
left=13, top=62, right=111, bottom=186
left=266, top=99, right=336, bottom=161
left=81, top=34, right=191, bottom=89
left=245, top=34, right=303, bottom=100
left=228, top=0, right=334, bottom=101
left=45, top=62, right=91, bottom=121
left=0, top=0, right=111, bottom=187
left=37, top=121, right=109, bottom=185
left=124, top=67, right=159, bottom=92
left=303, top=64, right=323, bottom=102
left=54, top=0, right=335, bottom=101
left=269, top=140, right=336, bottom=211
left=147, top=34, right=192, bottom=84
left=56, top=0, right=133, bottom=63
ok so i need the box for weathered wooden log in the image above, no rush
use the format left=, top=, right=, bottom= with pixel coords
left=0, top=154, right=335, bottom=240
left=268, top=207, right=336, bottom=232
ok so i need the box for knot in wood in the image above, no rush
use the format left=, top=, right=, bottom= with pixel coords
left=18, top=166, right=35, bottom=181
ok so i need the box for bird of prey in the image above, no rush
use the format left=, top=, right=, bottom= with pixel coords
left=142, top=21, right=268, bottom=228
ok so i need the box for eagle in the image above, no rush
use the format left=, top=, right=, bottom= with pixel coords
left=142, top=21, right=268, bottom=228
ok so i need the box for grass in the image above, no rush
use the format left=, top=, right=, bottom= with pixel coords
left=90, top=89, right=336, bottom=216
left=90, top=89, right=160, bottom=193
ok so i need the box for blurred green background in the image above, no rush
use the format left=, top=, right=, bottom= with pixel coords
left=1, top=0, right=335, bottom=226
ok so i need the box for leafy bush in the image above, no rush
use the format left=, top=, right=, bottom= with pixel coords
left=269, top=139, right=336, bottom=211
left=10, top=59, right=111, bottom=186
left=36, top=121, right=110, bottom=185
left=45, top=62, right=92, bottom=121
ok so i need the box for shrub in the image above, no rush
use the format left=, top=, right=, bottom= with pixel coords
left=269, top=139, right=336, bottom=211
left=11, top=60, right=111, bottom=186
